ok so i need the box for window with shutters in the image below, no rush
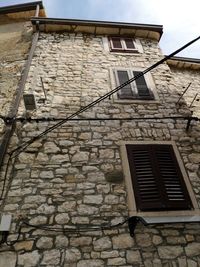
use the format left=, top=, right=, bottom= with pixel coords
left=109, top=37, right=139, bottom=53
left=121, top=141, right=199, bottom=218
left=112, top=68, right=158, bottom=101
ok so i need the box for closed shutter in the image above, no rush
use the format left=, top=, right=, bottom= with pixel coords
left=111, top=37, right=122, bottom=49
left=126, top=144, right=193, bottom=211
left=133, top=71, right=154, bottom=100
left=117, top=70, right=135, bottom=99
left=124, top=38, right=136, bottom=50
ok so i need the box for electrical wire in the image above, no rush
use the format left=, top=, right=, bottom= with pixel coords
left=0, top=153, right=13, bottom=200
left=8, top=35, right=200, bottom=159
left=9, top=114, right=199, bottom=160
left=23, top=217, right=129, bottom=232
left=0, top=218, right=129, bottom=246
left=0, top=115, right=200, bottom=123
left=0, top=222, right=23, bottom=247
left=9, top=116, right=199, bottom=161
left=0, top=37, right=199, bottom=244
left=5, top=222, right=23, bottom=246
left=1, top=37, right=200, bottom=199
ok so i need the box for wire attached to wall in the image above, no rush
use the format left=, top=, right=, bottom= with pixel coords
left=6, top=35, right=200, bottom=160
left=0, top=154, right=12, bottom=200
left=0, top=115, right=200, bottom=124
left=0, top=217, right=129, bottom=247
left=176, top=82, right=192, bottom=104
left=0, top=36, right=200, bottom=201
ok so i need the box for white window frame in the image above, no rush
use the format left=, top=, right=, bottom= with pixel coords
left=120, top=141, right=200, bottom=221
left=102, top=37, right=143, bottom=54
left=110, top=67, right=159, bottom=103
left=110, top=37, right=137, bottom=52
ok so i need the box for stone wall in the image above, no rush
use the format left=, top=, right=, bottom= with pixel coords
left=0, top=32, right=200, bottom=267
left=169, top=66, right=200, bottom=118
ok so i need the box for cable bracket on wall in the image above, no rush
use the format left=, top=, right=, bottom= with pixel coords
left=1, top=117, right=15, bottom=125
left=185, top=116, right=199, bottom=131
left=128, top=216, right=148, bottom=237
left=38, top=77, right=47, bottom=103
left=176, top=82, right=192, bottom=104
left=189, top=93, right=199, bottom=108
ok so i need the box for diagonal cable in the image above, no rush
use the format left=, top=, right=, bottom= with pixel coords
left=10, top=35, right=200, bottom=158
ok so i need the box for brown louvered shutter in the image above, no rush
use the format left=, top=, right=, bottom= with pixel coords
left=133, top=71, right=154, bottom=100
left=117, top=70, right=135, bottom=99
left=111, top=37, right=122, bottom=49
left=126, top=144, right=193, bottom=211
left=124, top=38, right=136, bottom=49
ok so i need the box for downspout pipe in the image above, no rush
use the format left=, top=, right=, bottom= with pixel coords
left=0, top=6, right=40, bottom=174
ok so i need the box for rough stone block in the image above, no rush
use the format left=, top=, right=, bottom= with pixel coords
left=77, top=259, right=104, bottom=267
left=18, top=250, right=40, bottom=267
left=126, top=250, right=142, bottom=264
left=36, top=237, right=53, bottom=249
left=158, top=246, right=183, bottom=259
left=65, top=248, right=81, bottom=263
left=0, top=252, right=17, bottom=267
left=185, top=242, right=200, bottom=256
left=93, top=236, right=112, bottom=251
left=112, top=233, right=134, bottom=249
left=41, top=249, right=60, bottom=265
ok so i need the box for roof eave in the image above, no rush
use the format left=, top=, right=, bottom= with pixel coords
left=0, top=1, right=43, bottom=14
left=167, top=56, right=200, bottom=70
left=31, top=17, right=163, bottom=41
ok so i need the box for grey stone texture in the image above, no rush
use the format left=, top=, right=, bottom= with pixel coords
left=0, top=21, right=200, bottom=267
left=0, top=252, right=17, bottom=267
left=17, top=251, right=40, bottom=267
left=158, top=246, right=184, bottom=259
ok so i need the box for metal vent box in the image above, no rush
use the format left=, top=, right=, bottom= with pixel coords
left=23, top=94, right=37, bottom=110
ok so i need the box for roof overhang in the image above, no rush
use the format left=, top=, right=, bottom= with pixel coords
left=0, top=1, right=46, bottom=20
left=31, top=17, right=163, bottom=41
left=167, top=56, right=200, bottom=70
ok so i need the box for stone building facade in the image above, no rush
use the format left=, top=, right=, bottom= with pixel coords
left=0, top=2, right=200, bottom=267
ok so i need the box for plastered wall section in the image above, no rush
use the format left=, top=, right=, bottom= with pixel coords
left=0, top=32, right=200, bottom=267
left=0, top=20, right=32, bottom=134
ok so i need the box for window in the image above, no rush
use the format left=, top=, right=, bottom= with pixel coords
left=126, top=144, right=192, bottom=211
left=114, top=69, right=154, bottom=100
left=121, top=141, right=199, bottom=218
left=109, top=37, right=138, bottom=53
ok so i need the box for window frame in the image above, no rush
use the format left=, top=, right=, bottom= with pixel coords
left=120, top=141, right=200, bottom=219
left=109, top=37, right=138, bottom=52
left=110, top=67, right=159, bottom=103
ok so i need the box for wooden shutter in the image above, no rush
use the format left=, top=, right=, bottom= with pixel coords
left=116, top=70, right=135, bottom=99
left=110, top=37, right=122, bottom=49
left=124, top=38, right=136, bottom=50
left=133, top=71, right=154, bottom=100
left=126, top=144, right=193, bottom=211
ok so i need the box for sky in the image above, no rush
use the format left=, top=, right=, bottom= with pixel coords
left=0, top=0, right=199, bottom=58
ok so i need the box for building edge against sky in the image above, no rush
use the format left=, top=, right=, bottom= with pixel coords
left=0, top=1, right=200, bottom=267
left=0, top=0, right=199, bottom=58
